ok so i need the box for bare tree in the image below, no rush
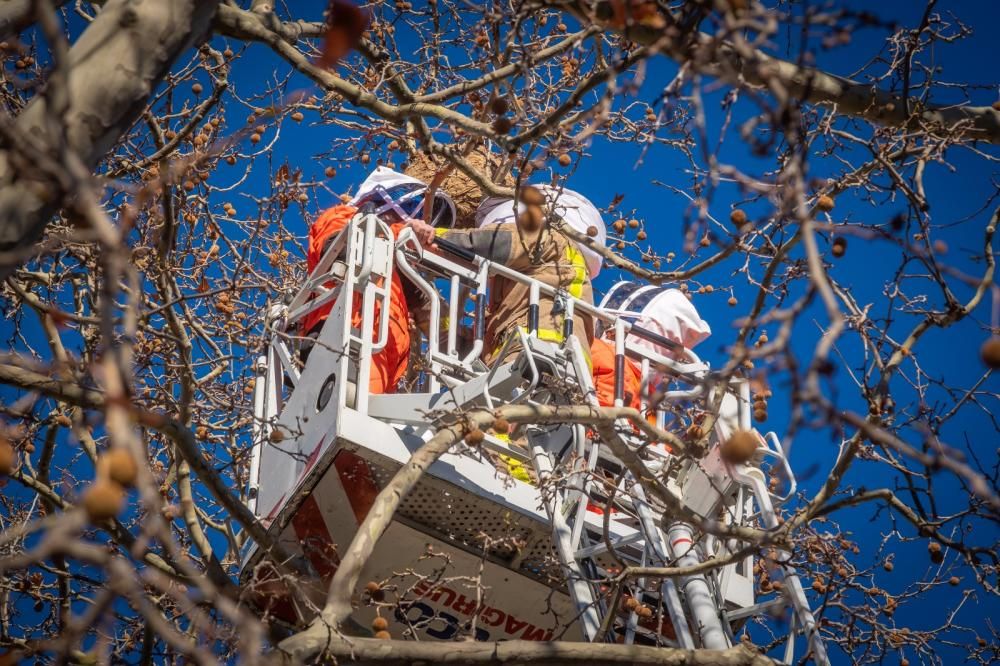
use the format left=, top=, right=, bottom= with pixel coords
left=0, top=1, right=997, bottom=664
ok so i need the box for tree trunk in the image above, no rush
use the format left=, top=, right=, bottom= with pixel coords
left=0, top=0, right=221, bottom=277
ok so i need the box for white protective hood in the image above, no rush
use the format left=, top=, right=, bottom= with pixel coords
left=598, top=282, right=711, bottom=360
left=350, top=167, right=428, bottom=205
left=475, top=185, right=607, bottom=279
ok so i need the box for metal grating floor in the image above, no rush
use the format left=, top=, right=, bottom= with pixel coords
left=360, top=453, right=567, bottom=585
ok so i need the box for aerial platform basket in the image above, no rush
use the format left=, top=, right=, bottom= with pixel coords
left=239, top=214, right=829, bottom=663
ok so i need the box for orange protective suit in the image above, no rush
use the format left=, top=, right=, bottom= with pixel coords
left=590, top=338, right=642, bottom=409
left=304, top=205, right=410, bottom=394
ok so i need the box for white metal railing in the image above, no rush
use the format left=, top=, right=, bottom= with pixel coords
left=244, top=213, right=826, bottom=663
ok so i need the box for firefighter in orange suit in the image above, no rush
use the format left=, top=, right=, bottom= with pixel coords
left=303, top=168, right=456, bottom=394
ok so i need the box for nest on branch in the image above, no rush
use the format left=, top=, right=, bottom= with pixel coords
left=403, top=147, right=514, bottom=227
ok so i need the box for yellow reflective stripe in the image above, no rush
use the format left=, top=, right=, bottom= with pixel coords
left=499, top=454, right=535, bottom=484
left=435, top=227, right=448, bottom=237
left=565, top=246, right=587, bottom=299
left=536, top=328, right=564, bottom=343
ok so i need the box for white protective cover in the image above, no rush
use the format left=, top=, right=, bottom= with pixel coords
left=475, top=185, right=607, bottom=278
left=350, top=166, right=427, bottom=203
left=350, top=167, right=458, bottom=226
left=601, top=284, right=711, bottom=359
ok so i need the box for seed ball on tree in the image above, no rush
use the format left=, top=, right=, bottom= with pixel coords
left=83, top=479, right=125, bottom=522
left=374, top=630, right=391, bottom=640
left=465, top=429, right=485, bottom=445
left=490, top=96, right=509, bottom=115
left=192, top=82, right=203, bottom=95
left=637, top=606, right=653, bottom=618
left=623, top=596, right=640, bottom=611
left=104, top=449, right=139, bottom=488
left=612, top=219, right=626, bottom=233
left=628, top=219, right=640, bottom=229
left=0, top=437, right=14, bottom=476
left=730, top=209, right=748, bottom=227
left=979, top=337, right=1000, bottom=369
left=728, top=296, right=738, bottom=306
left=492, top=418, right=510, bottom=435
left=949, top=576, right=960, bottom=586
left=721, top=430, right=759, bottom=464
left=56, top=414, right=72, bottom=427
left=557, top=152, right=571, bottom=167
left=753, top=408, right=768, bottom=422
left=586, top=225, right=599, bottom=238
left=517, top=204, right=545, bottom=232
left=324, top=166, right=337, bottom=178
left=636, top=230, right=647, bottom=241
left=291, top=111, right=304, bottom=122
left=520, top=186, right=545, bottom=207
left=269, top=429, right=285, bottom=443
left=365, top=581, right=381, bottom=594
left=492, top=117, right=513, bottom=135
left=831, top=237, right=847, bottom=258
left=250, top=133, right=261, bottom=144
left=372, top=616, right=389, bottom=631
left=816, top=195, right=835, bottom=212
left=883, top=561, right=894, bottom=572
left=686, top=424, right=704, bottom=440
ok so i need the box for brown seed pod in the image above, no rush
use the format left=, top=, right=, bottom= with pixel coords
left=83, top=479, right=125, bottom=522
left=520, top=186, right=546, bottom=207
left=980, top=337, right=1000, bottom=369
left=586, top=225, right=599, bottom=238
left=365, top=581, right=381, bottom=593
left=372, top=616, right=389, bottom=631
left=225, top=155, right=237, bottom=165
left=831, top=237, right=847, bottom=258
left=556, top=153, right=571, bottom=167
left=56, top=414, right=72, bottom=427
left=192, top=82, right=203, bottom=95
left=612, top=219, right=626, bottom=233
left=730, top=209, right=748, bottom=227
left=492, top=418, right=510, bottom=435
left=489, top=96, right=509, bottom=115
left=492, top=117, right=513, bottom=135
left=628, top=219, right=640, bottom=229
left=325, top=166, right=337, bottom=178
left=637, top=606, right=653, bottom=618
left=464, top=429, right=485, bottom=445
left=636, top=230, right=647, bottom=241
left=883, top=561, right=894, bottom=572
left=249, top=133, right=261, bottom=144
left=720, top=430, right=759, bottom=464
left=0, top=438, right=15, bottom=476
left=685, top=424, right=704, bottom=440
left=948, top=576, right=960, bottom=586
left=269, top=429, right=285, bottom=443
left=727, top=296, right=738, bottom=306
left=753, top=409, right=768, bottom=422
left=374, top=630, right=391, bottom=640
left=623, top=596, right=640, bottom=611
left=104, top=449, right=139, bottom=488
left=517, top=204, right=545, bottom=232
left=291, top=111, right=304, bottom=122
